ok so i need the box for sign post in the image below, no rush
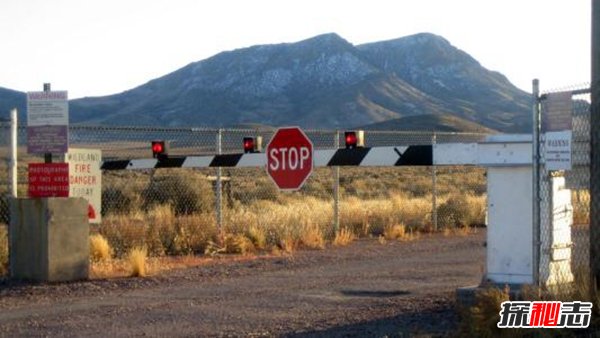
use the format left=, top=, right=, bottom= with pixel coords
left=266, top=127, right=313, bottom=191
left=66, top=148, right=102, bottom=223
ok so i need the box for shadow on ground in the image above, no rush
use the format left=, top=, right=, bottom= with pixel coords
left=286, top=302, right=458, bottom=338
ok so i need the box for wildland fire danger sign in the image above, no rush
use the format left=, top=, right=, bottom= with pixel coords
left=266, top=127, right=313, bottom=191
left=66, top=148, right=102, bottom=223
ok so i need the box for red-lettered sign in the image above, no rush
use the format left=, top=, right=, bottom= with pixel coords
left=266, top=127, right=313, bottom=191
left=28, top=163, right=70, bottom=197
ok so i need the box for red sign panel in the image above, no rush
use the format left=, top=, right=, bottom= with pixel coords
left=266, top=127, right=313, bottom=191
left=28, top=163, right=70, bottom=198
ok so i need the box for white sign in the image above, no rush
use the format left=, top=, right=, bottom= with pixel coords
left=27, top=90, right=69, bottom=154
left=542, top=91, right=573, bottom=171
left=27, top=91, right=69, bottom=126
left=544, top=130, right=572, bottom=171
left=66, top=148, right=102, bottom=223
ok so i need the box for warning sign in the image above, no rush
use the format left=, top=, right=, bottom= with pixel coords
left=28, top=163, right=70, bottom=198
left=66, top=148, right=102, bottom=223
left=542, top=91, right=573, bottom=171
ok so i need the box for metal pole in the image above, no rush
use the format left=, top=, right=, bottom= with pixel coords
left=333, top=130, right=340, bottom=234
left=9, top=109, right=17, bottom=198
left=532, top=79, right=541, bottom=287
left=590, top=0, right=600, bottom=290
left=216, top=129, right=223, bottom=238
left=431, top=132, right=438, bottom=232
left=43, top=83, right=52, bottom=163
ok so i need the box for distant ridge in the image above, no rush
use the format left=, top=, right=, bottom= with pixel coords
left=0, top=33, right=531, bottom=132
left=358, top=114, right=495, bottom=133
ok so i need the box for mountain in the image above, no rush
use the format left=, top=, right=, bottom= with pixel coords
left=0, top=87, right=26, bottom=122
left=0, top=33, right=531, bottom=132
left=357, top=34, right=531, bottom=131
left=359, top=114, right=495, bottom=133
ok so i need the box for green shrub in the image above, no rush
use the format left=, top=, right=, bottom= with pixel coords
left=102, top=186, right=135, bottom=216
left=143, top=170, right=214, bottom=215
left=437, top=194, right=474, bottom=228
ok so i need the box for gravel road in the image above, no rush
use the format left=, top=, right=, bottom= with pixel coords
left=0, top=231, right=485, bottom=337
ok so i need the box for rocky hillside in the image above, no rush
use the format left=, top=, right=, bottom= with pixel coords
left=0, top=33, right=531, bottom=132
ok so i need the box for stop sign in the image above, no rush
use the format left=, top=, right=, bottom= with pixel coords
left=266, top=127, right=314, bottom=191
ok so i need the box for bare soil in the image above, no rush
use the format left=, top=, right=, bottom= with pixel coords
left=0, top=231, right=485, bottom=337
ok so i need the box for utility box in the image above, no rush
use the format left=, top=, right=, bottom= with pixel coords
left=486, top=166, right=534, bottom=284
left=10, top=198, right=89, bottom=282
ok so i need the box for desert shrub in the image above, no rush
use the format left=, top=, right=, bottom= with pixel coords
left=333, top=228, right=355, bottom=246
left=102, top=186, right=135, bottom=216
left=206, top=234, right=255, bottom=255
left=178, top=215, right=218, bottom=254
left=299, top=224, right=325, bottom=250
left=102, top=209, right=217, bottom=258
left=89, top=234, right=112, bottom=262
left=437, top=194, right=483, bottom=228
left=383, top=224, right=406, bottom=240
left=459, top=286, right=514, bottom=337
left=0, top=195, right=9, bottom=225
left=231, top=179, right=280, bottom=204
left=245, top=225, right=267, bottom=250
left=98, top=218, right=147, bottom=258
left=143, top=170, right=214, bottom=215
left=128, top=246, right=147, bottom=277
left=0, top=226, right=7, bottom=276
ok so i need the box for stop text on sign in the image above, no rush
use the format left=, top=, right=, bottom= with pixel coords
left=266, top=127, right=314, bottom=191
left=268, top=147, right=311, bottom=171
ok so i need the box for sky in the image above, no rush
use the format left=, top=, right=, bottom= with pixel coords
left=0, top=0, right=591, bottom=99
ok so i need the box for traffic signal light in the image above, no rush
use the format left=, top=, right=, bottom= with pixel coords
left=344, top=130, right=364, bottom=149
left=151, top=140, right=168, bottom=159
left=243, top=136, right=262, bottom=153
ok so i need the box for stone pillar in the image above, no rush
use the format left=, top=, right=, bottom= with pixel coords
left=10, top=198, right=89, bottom=282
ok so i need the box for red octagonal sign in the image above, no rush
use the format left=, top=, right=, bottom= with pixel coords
left=266, top=127, right=314, bottom=191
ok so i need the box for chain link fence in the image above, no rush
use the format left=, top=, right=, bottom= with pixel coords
left=0, top=123, right=488, bottom=260
left=536, top=84, right=591, bottom=293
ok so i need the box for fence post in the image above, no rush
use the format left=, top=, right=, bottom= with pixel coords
left=532, top=79, right=541, bottom=287
left=9, top=109, right=17, bottom=198
left=431, top=132, right=438, bottom=232
left=216, top=129, right=223, bottom=238
left=333, top=130, right=340, bottom=234
left=591, top=0, right=600, bottom=291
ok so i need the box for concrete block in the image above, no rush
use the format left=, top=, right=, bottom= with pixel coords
left=10, top=198, right=89, bottom=282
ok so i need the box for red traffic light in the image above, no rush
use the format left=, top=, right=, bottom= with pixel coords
left=344, top=131, right=364, bottom=149
left=243, top=136, right=262, bottom=153
left=151, top=140, right=168, bottom=158
left=243, top=137, right=255, bottom=153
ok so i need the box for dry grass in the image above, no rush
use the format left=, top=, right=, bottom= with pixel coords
left=332, top=228, right=356, bottom=246
left=128, top=246, right=148, bottom=277
left=443, top=226, right=475, bottom=237
left=245, top=225, right=267, bottom=250
left=382, top=223, right=419, bottom=241
left=89, top=234, right=112, bottom=262
left=383, top=224, right=406, bottom=240
left=0, top=226, right=7, bottom=276
left=280, top=235, right=297, bottom=254
left=84, top=167, right=488, bottom=280
left=96, top=189, right=482, bottom=263
left=459, top=286, right=513, bottom=337
left=300, top=224, right=325, bottom=250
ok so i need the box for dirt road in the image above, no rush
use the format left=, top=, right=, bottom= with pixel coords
left=0, top=231, right=485, bottom=337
